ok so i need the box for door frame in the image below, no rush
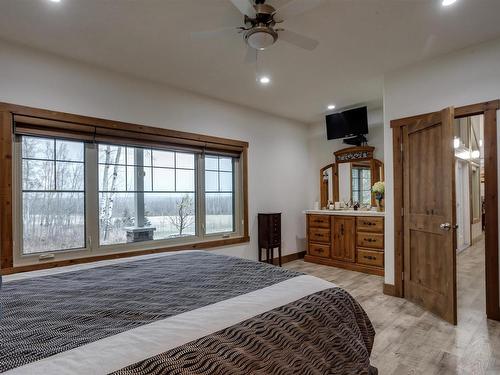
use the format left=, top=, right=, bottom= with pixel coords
left=455, top=159, right=471, bottom=252
left=391, top=100, right=500, bottom=321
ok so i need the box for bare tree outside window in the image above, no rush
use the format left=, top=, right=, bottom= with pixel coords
left=168, top=194, right=195, bottom=236
left=98, top=144, right=196, bottom=245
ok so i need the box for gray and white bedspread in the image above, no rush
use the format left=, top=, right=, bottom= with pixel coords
left=0, top=251, right=376, bottom=374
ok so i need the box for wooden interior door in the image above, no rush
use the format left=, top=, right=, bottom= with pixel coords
left=403, top=107, right=457, bottom=324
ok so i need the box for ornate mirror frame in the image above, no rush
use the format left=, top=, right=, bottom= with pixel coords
left=319, top=146, right=384, bottom=207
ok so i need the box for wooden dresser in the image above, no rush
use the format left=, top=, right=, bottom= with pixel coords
left=305, top=212, right=384, bottom=276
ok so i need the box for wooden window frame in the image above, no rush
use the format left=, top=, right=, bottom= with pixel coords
left=0, top=102, right=249, bottom=275
left=389, top=100, right=500, bottom=321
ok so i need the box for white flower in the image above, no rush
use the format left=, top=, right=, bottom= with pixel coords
left=372, top=181, right=385, bottom=194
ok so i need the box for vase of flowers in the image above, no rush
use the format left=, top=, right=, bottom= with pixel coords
left=372, top=181, right=385, bottom=212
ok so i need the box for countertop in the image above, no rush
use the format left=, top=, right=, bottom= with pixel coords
left=304, top=209, right=385, bottom=217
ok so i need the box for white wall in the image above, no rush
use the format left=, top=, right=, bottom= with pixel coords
left=383, top=37, right=500, bottom=286
left=0, top=39, right=311, bottom=261
left=307, top=109, right=385, bottom=205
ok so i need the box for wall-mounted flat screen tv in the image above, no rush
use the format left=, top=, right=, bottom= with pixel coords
left=326, top=106, right=368, bottom=140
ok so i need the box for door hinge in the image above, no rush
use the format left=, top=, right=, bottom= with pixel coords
left=400, top=143, right=403, bottom=153
left=402, top=272, right=404, bottom=281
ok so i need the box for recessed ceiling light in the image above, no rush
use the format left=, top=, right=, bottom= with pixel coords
left=442, top=0, right=457, bottom=6
left=49, top=0, right=61, bottom=2
left=258, top=76, right=270, bottom=85
left=327, top=104, right=336, bottom=110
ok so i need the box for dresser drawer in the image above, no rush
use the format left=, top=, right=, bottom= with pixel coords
left=356, top=217, right=384, bottom=233
left=357, top=248, right=384, bottom=268
left=357, top=232, right=384, bottom=249
left=308, top=214, right=330, bottom=228
left=308, top=242, right=330, bottom=258
left=308, top=228, right=330, bottom=243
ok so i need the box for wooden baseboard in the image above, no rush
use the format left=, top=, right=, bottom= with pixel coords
left=304, top=254, right=384, bottom=277
left=383, top=283, right=397, bottom=296
left=270, top=251, right=306, bottom=266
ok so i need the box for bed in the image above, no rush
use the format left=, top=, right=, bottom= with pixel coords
left=0, top=250, right=376, bottom=374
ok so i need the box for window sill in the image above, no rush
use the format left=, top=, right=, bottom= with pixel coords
left=2, top=235, right=250, bottom=275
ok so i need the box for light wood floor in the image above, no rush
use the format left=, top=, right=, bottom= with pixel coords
left=285, top=237, right=500, bottom=374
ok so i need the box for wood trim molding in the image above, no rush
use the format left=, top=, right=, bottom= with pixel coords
left=0, top=102, right=249, bottom=149
left=383, top=283, right=397, bottom=296
left=390, top=100, right=500, bottom=128
left=242, top=147, right=249, bottom=239
left=270, top=251, right=306, bottom=266
left=392, top=125, right=404, bottom=297
left=304, top=254, right=385, bottom=277
left=391, top=100, right=500, bottom=320
left=0, top=112, right=14, bottom=270
left=0, top=236, right=251, bottom=276
left=320, top=163, right=335, bottom=208
left=334, top=146, right=375, bottom=163
left=483, top=108, right=500, bottom=320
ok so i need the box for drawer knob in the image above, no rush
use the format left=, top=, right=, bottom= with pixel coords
left=364, top=238, right=376, bottom=242
left=363, top=255, right=376, bottom=260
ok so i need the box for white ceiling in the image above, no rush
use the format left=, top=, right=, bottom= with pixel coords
left=1, top=0, right=500, bottom=123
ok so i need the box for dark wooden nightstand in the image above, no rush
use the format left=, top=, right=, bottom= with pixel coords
left=258, top=213, right=282, bottom=266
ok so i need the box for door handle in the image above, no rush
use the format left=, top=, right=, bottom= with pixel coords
left=440, top=223, right=458, bottom=231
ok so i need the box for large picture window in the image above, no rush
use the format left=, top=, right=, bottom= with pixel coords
left=16, top=133, right=244, bottom=262
left=20, top=136, right=85, bottom=254
left=98, top=144, right=196, bottom=245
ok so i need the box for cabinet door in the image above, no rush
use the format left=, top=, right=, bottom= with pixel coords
left=331, top=218, right=345, bottom=261
left=342, top=217, right=356, bottom=262
left=331, top=217, right=355, bottom=262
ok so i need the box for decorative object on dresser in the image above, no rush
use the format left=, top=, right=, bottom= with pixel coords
left=305, top=212, right=384, bottom=276
left=258, top=213, right=282, bottom=266
left=372, top=181, right=385, bottom=212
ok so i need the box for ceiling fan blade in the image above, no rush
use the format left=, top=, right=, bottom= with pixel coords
left=273, top=0, right=324, bottom=22
left=244, top=46, right=257, bottom=64
left=230, top=0, right=256, bottom=17
left=191, top=27, right=238, bottom=40
left=278, top=29, right=319, bottom=50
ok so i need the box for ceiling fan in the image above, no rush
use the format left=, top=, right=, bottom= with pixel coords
left=192, top=0, right=323, bottom=63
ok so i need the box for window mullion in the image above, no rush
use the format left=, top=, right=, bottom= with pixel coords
left=197, top=154, right=205, bottom=239
left=86, top=142, right=99, bottom=252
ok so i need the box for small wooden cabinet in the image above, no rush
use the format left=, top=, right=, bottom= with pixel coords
left=305, top=213, right=384, bottom=276
left=258, top=213, right=282, bottom=265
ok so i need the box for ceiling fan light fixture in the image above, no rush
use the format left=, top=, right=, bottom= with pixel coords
left=442, top=0, right=457, bottom=6
left=258, top=75, right=271, bottom=85
left=245, top=27, right=277, bottom=50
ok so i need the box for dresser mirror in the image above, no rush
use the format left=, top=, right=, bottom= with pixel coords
left=320, top=146, right=384, bottom=208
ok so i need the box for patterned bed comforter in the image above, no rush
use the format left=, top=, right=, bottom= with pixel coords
left=0, top=251, right=376, bottom=374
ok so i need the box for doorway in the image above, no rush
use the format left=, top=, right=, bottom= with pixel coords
left=455, top=159, right=471, bottom=253
left=391, top=100, right=500, bottom=324
left=454, top=114, right=487, bottom=321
